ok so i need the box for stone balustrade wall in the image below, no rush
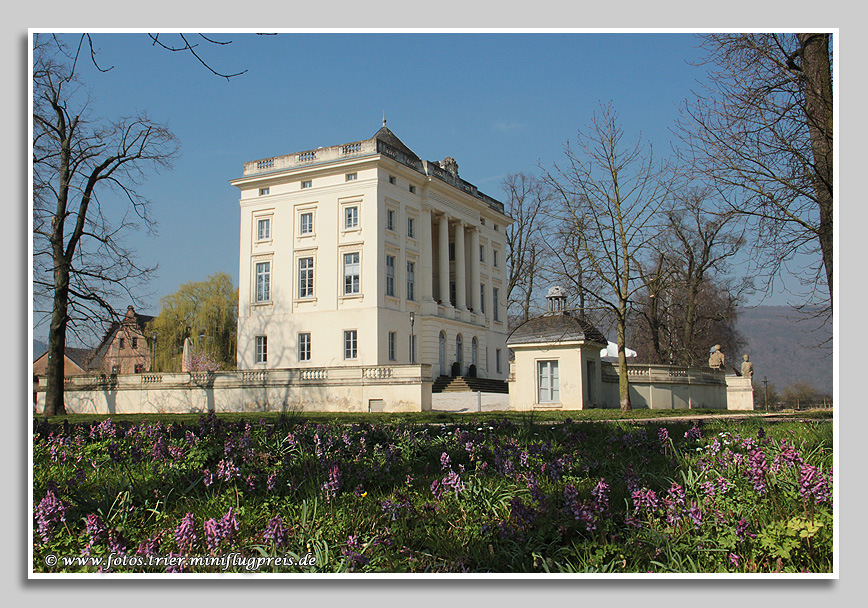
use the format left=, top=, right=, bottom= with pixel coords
left=34, top=365, right=433, bottom=415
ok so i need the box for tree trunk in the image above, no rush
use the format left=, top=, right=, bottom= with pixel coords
left=617, top=312, right=631, bottom=411
left=44, top=263, right=70, bottom=416
left=797, top=32, right=834, bottom=304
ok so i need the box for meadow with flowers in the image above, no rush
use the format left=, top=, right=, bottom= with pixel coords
left=32, top=411, right=833, bottom=574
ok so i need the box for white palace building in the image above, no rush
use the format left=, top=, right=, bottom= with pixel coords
left=34, top=124, right=752, bottom=415
left=230, top=122, right=513, bottom=410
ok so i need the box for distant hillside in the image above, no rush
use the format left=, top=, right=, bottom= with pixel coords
left=735, top=306, right=832, bottom=395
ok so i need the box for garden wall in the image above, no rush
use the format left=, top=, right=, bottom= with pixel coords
left=34, top=365, right=433, bottom=414
left=599, top=362, right=751, bottom=410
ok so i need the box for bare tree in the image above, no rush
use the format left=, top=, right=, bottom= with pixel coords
left=502, top=172, right=552, bottom=327
left=677, top=33, right=833, bottom=319
left=630, top=189, right=747, bottom=367
left=33, top=35, right=179, bottom=416
left=544, top=103, right=675, bottom=411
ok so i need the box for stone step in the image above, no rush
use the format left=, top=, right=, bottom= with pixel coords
left=432, top=375, right=509, bottom=394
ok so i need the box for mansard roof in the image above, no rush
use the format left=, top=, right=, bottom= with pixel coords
left=507, top=311, right=607, bottom=347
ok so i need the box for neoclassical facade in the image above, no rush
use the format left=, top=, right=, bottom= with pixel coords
left=231, top=123, right=513, bottom=384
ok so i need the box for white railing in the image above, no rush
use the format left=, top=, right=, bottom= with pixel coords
left=363, top=367, right=393, bottom=379
left=300, top=369, right=328, bottom=380
left=242, top=371, right=268, bottom=383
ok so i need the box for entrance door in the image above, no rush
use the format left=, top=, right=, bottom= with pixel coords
left=439, top=331, right=446, bottom=376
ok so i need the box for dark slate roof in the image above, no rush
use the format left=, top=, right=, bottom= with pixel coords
left=65, top=347, right=94, bottom=369
left=507, top=311, right=608, bottom=347
left=372, top=125, right=421, bottom=161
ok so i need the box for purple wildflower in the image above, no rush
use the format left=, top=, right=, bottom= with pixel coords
left=745, top=449, right=769, bottom=495
left=136, top=534, right=162, bottom=556
left=443, top=470, right=465, bottom=493
left=658, top=427, right=670, bottom=445
left=440, top=452, right=451, bottom=471
left=684, top=424, right=702, bottom=440
left=687, top=501, right=703, bottom=529
left=735, top=517, right=755, bottom=542
left=631, top=487, right=659, bottom=513
left=216, top=459, right=239, bottom=482
left=34, top=488, right=67, bottom=544
left=151, top=436, right=169, bottom=461
left=773, top=441, right=804, bottom=473
left=174, top=513, right=198, bottom=554
left=322, top=463, right=342, bottom=500
left=85, top=513, right=108, bottom=546
left=264, top=515, right=288, bottom=547
left=799, top=464, right=831, bottom=505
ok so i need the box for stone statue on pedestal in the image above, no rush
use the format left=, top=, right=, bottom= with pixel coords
left=708, top=344, right=725, bottom=369
left=741, top=354, right=754, bottom=379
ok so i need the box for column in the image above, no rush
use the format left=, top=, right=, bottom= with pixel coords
left=438, top=213, right=450, bottom=306
left=455, top=219, right=466, bottom=310
left=420, top=207, right=434, bottom=302
left=470, top=225, right=480, bottom=313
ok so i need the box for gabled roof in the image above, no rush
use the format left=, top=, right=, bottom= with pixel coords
left=507, top=311, right=608, bottom=347
left=372, top=125, right=421, bottom=161
left=88, top=306, right=154, bottom=369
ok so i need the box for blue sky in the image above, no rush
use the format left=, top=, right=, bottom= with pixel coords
left=32, top=31, right=810, bottom=340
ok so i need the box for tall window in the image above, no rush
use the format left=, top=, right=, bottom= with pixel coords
left=257, top=218, right=271, bottom=241
left=496, top=348, right=502, bottom=374
left=387, top=209, right=395, bottom=231
left=480, top=244, right=485, bottom=263
left=493, top=287, right=500, bottom=321
left=344, top=330, right=358, bottom=360
left=538, top=360, right=560, bottom=403
left=493, top=249, right=499, bottom=268
left=388, top=331, right=396, bottom=361
left=119, top=338, right=125, bottom=350
left=385, top=255, right=395, bottom=297
left=255, top=261, right=271, bottom=302
left=298, top=257, right=314, bottom=298
left=132, top=338, right=138, bottom=349
left=406, top=261, right=415, bottom=301
left=300, top=212, right=313, bottom=235
left=255, top=336, right=267, bottom=364
left=298, top=333, right=311, bottom=361
left=480, top=284, right=486, bottom=314
left=407, top=216, right=415, bottom=239
left=345, top=206, right=359, bottom=229
left=344, top=252, right=360, bottom=294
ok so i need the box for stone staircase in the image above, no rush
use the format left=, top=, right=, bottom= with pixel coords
left=432, top=375, right=509, bottom=394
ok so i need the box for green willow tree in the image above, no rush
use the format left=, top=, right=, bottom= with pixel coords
left=147, top=272, right=238, bottom=372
